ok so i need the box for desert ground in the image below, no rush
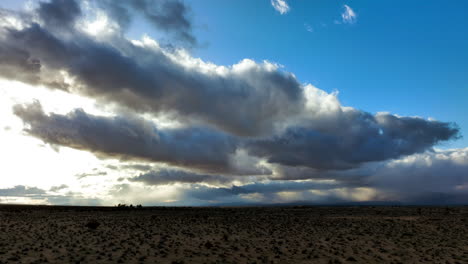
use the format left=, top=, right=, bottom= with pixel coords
left=0, top=205, right=467, bottom=264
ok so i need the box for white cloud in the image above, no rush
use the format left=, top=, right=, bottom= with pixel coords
left=271, top=0, right=290, bottom=15
left=304, top=23, right=313, bottom=33
left=342, top=4, right=357, bottom=24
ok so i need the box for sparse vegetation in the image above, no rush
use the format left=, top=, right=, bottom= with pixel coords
left=1, top=206, right=468, bottom=263
left=85, top=219, right=100, bottom=230
left=116, top=203, right=143, bottom=209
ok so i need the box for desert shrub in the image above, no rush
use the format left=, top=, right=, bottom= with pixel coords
left=85, top=219, right=100, bottom=230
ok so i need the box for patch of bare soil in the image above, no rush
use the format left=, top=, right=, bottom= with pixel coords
left=0, top=205, right=467, bottom=263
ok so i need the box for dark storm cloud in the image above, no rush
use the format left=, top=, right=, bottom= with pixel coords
left=185, top=180, right=340, bottom=201
left=13, top=101, right=237, bottom=173
left=0, top=44, right=41, bottom=84
left=14, top=99, right=459, bottom=174
left=36, top=0, right=194, bottom=44
left=36, top=0, right=81, bottom=29
left=247, top=111, right=460, bottom=169
left=95, top=0, right=196, bottom=44
left=0, top=185, right=46, bottom=196
left=130, top=169, right=232, bottom=185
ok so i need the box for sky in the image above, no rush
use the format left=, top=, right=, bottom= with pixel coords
left=0, top=0, right=467, bottom=206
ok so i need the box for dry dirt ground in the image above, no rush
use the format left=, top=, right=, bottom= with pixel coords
left=0, top=205, right=467, bottom=263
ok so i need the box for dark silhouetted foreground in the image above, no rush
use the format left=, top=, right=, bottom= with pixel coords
left=0, top=205, right=467, bottom=263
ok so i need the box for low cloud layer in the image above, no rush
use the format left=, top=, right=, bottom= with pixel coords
left=130, top=169, right=233, bottom=185
left=0, top=185, right=46, bottom=197
left=0, top=0, right=466, bottom=205
left=122, top=148, right=468, bottom=205
left=365, top=148, right=468, bottom=202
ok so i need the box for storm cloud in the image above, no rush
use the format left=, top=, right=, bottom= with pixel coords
left=247, top=110, right=459, bottom=169
left=13, top=101, right=237, bottom=173
left=36, top=0, right=81, bottom=29
left=13, top=100, right=459, bottom=173
left=130, top=169, right=232, bottom=185
left=95, top=0, right=196, bottom=45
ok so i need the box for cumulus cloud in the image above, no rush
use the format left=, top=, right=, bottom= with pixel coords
left=341, top=4, right=357, bottom=24
left=5, top=3, right=459, bottom=169
left=13, top=101, right=238, bottom=173
left=13, top=100, right=459, bottom=173
left=0, top=14, right=303, bottom=137
left=246, top=88, right=460, bottom=169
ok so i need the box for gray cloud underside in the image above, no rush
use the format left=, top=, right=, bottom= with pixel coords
left=95, top=0, right=196, bottom=45
left=13, top=101, right=459, bottom=173
left=247, top=111, right=460, bottom=170
left=36, top=0, right=81, bottom=30
left=0, top=185, right=46, bottom=196
left=130, top=169, right=234, bottom=185
left=13, top=101, right=237, bottom=173
left=187, top=180, right=340, bottom=200
left=110, top=179, right=342, bottom=205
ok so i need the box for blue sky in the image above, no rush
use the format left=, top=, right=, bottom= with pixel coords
left=0, top=0, right=467, bottom=205
left=183, top=0, right=468, bottom=148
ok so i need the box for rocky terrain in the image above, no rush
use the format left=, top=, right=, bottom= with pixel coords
left=0, top=205, right=467, bottom=263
